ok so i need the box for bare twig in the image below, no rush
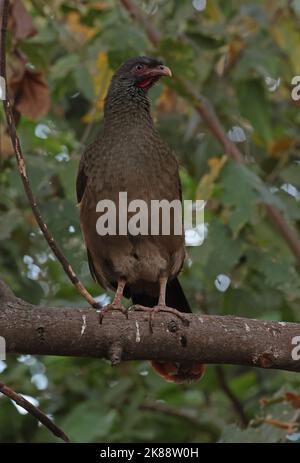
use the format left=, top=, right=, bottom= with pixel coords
left=264, top=204, right=300, bottom=263
left=180, top=81, right=243, bottom=163
left=120, top=0, right=161, bottom=46
left=0, top=381, right=69, bottom=442
left=119, top=0, right=300, bottom=266
left=140, top=402, right=219, bottom=436
left=265, top=151, right=290, bottom=185
left=140, top=402, right=202, bottom=426
left=0, top=0, right=100, bottom=309
left=215, top=366, right=249, bottom=427
left=0, top=278, right=69, bottom=441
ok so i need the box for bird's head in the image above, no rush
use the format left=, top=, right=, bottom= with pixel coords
left=110, top=56, right=172, bottom=94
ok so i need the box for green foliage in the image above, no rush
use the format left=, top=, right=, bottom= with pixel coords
left=1, top=0, right=300, bottom=443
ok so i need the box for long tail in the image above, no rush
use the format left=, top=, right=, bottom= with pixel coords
left=131, top=278, right=205, bottom=383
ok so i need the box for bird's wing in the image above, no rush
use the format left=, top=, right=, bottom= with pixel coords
left=86, top=248, right=102, bottom=284
left=76, top=142, right=107, bottom=287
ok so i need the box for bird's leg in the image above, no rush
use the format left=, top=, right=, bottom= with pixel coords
left=134, top=277, right=189, bottom=332
left=99, top=280, right=128, bottom=324
left=157, top=276, right=167, bottom=306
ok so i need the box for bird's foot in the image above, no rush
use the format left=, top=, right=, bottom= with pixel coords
left=133, top=304, right=189, bottom=333
left=98, top=303, right=128, bottom=324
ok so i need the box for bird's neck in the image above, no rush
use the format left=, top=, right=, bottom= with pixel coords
left=103, top=89, right=154, bottom=134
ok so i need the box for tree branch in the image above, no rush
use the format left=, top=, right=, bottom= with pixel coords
left=120, top=0, right=161, bottom=45
left=0, top=381, right=69, bottom=442
left=0, top=0, right=100, bottom=309
left=0, top=278, right=69, bottom=441
left=1, top=292, right=299, bottom=373
left=119, top=0, right=300, bottom=266
left=215, top=366, right=249, bottom=427
left=140, top=402, right=219, bottom=436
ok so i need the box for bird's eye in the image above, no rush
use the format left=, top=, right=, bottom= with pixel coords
left=135, top=64, right=144, bottom=71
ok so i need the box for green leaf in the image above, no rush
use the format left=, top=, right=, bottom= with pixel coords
left=0, top=209, right=23, bottom=240
left=74, top=67, right=94, bottom=100
left=281, top=163, right=300, bottom=189
left=201, top=219, right=242, bottom=279
left=52, top=54, right=80, bottom=79
left=220, top=162, right=258, bottom=236
left=236, top=79, right=272, bottom=143
left=219, top=423, right=285, bottom=443
left=158, top=38, right=196, bottom=80
left=61, top=401, right=117, bottom=443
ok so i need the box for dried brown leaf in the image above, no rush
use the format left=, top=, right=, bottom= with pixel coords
left=10, top=0, right=36, bottom=43
left=9, top=57, right=50, bottom=119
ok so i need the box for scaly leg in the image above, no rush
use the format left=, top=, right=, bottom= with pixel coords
left=99, top=280, right=128, bottom=324
left=134, top=277, right=189, bottom=332
left=157, top=276, right=167, bottom=306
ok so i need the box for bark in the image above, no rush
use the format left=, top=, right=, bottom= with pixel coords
left=0, top=284, right=299, bottom=373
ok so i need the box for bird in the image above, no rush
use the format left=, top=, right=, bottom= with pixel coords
left=76, top=56, right=205, bottom=383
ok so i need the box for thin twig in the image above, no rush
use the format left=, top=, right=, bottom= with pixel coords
left=140, top=403, right=201, bottom=426
left=140, top=402, right=219, bottom=436
left=119, top=0, right=300, bottom=266
left=0, top=381, right=69, bottom=442
left=180, top=80, right=243, bottom=162
left=120, top=0, right=161, bottom=46
left=265, top=151, right=290, bottom=185
left=215, top=366, right=249, bottom=428
left=0, top=0, right=100, bottom=309
left=0, top=277, right=69, bottom=440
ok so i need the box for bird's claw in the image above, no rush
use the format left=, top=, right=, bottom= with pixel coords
left=98, top=303, right=128, bottom=324
left=132, top=304, right=189, bottom=333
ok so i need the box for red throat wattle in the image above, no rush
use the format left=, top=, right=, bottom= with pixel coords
left=136, top=77, right=155, bottom=88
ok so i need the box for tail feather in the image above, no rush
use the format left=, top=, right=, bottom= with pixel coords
left=165, top=277, right=191, bottom=314
left=131, top=277, right=205, bottom=384
left=131, top=291, right=156, bottom=308
left=150, top=360, right=205, bottom=383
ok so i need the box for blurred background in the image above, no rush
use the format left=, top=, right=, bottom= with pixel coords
left=1, top=0, right=300, bottom=443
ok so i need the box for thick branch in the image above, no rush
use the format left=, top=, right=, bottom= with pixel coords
left=120, top=0, right=300, bottom=266
left=1, top=296, right=300, bottom=373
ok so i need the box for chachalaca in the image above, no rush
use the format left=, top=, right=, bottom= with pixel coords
left=77, top=56, right=205, bottom=382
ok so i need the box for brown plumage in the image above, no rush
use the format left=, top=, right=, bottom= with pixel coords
left=77, top=56, right=204, bottom=382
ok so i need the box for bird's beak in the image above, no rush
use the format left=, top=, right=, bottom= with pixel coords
left=147, top=65, right=172, bottom=78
